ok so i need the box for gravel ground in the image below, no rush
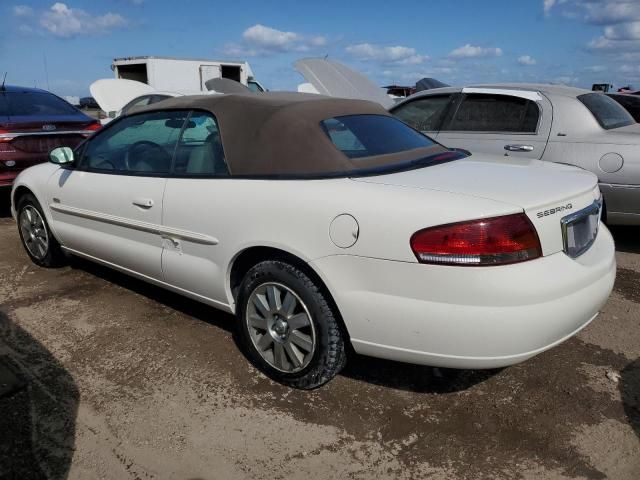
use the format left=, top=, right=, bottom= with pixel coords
left=0, top=198, right=638, bottom=480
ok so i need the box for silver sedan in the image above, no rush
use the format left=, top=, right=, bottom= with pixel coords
left=392, top=84, right=640, bottom=225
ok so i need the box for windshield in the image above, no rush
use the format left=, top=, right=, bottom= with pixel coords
left=578, top=93, right=634, bottom=130
left=0, top=91, right=79, bottom=117
left=320, top=115, right=436, bottom=159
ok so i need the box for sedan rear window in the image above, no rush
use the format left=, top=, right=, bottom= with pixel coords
left=320, top=114, right=435, bottom=159
left=0, top=91, right=78, bottom=116
left=608, top=94, right=640, bottom=122
left=578, top=93, right=634, bottom=130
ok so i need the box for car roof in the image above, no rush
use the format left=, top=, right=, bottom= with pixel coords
left=0, top=85, right=53, bottom=94
left=136, top=92, right=445, bottom=176
left=395, top=83, right=592, bottom=105
left=467, top=83, right=590, bottom=98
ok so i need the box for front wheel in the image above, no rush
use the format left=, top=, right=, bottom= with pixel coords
left=16, top=193, right=66, bottom=267
left=237, top=260, right=347, bottom=389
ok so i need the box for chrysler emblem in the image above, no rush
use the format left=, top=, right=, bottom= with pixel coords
left=42, top=124, right=56, bottom=131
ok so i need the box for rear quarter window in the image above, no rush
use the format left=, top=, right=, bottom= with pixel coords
left=578, top=93, right=634, bottom=130
left=447, top=94, right=540, bottom=133
left=320, top=114, right=435, bottom=159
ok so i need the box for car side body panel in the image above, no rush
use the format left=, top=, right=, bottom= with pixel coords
left=160, top=174, right=521, bottom=310
left=393, top=85, right=640, bottom=225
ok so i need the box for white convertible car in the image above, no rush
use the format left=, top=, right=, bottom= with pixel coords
left=11, top=93, right=615, bottom=388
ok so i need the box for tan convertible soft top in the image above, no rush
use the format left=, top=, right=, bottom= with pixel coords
left=137, top=92, right=447, bottom=176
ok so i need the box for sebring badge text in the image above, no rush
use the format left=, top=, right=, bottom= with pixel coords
left=536, top=203, right=573, bottom=218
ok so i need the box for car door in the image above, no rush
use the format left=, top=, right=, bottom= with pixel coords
left=392, top=93, right=456, bottom=139
left=436, top=89, right=552, bottom=159
left=46, top=110, right=190, bottom=281
left=161, top=110, right=232, bottom=306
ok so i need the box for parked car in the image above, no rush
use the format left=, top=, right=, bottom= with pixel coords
left=608, top=93, right=640, bottom=122
left=90, top=78, right=224, bottom=124
left=79, top=96, right=99, bottom=109
left=0, top=85, right=101, bottom=188
left=391, top=84, right=640, bottom=225
left=11, top=93, right=615, bottom=388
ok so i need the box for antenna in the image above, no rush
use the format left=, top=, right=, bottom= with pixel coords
left=43, top=54, right=50, bottom=91
left=0, top=72, right=6, bottom=91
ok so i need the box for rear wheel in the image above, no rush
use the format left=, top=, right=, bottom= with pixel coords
left=237, top=260, right=347, bottom=389
left=16, top=194, right=66, bottom=267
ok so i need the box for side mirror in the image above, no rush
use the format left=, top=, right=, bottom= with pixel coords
left=49, top=146, right=75, bottom=165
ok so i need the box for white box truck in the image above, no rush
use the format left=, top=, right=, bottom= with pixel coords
left=111, top=56, right=265, bottom=93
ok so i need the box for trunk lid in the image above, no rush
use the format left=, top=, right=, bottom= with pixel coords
left=352, top=154, right=601, bottom=256
left=0, top=115, right=95, bottom=132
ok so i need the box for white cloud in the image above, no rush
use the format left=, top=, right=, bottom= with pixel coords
left=584, top=65, right=607, bottom=72
left=604, top=21, right=640, bottom=40
left=448, top=44, right=502, bottom=59
left=545, top=1, right=640, bottom=55
left=543, top=0, right=557, bottom=14
left=545, top=0, right=640, bottom=24
left=17, top=3, right=127, bottom=37
left=583, top=1, right=640, bottom=25
left=232, top=24, right=327, bottom=54
left=588, top=35, right=640, bottom=50
left=619, top=64, right=640, bottom=74
left=517, top=55, right=537, bottom=65
left=13, top=5, right=33, bottom=16
left=551, top=75, right=579, bottom=85
left=346, top=43, right=428, bottom=65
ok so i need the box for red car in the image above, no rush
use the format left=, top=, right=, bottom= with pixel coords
left=0, top=85, right=100, bottom=188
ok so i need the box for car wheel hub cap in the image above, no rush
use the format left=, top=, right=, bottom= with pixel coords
left=19, top=206, right=49, bottom=261
left=246, top=282, right=317, bottom=373
left=272, top=317, right=289, bottom=340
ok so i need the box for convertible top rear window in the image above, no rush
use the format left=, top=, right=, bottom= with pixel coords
left=320, top=114, right=435, bottom=159
left=578, top=93, right=634, bottom=130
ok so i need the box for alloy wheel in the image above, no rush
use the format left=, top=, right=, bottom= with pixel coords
left=19, top=206, right=49, bottom=260
left=246, top=282, right=317, bottom=373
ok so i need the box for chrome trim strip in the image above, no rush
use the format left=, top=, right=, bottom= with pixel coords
left=49, top=203, right=219, bottom=245
left=0, top=131, right=94, bottom=139
left=560, top=198, right=602, bottom=259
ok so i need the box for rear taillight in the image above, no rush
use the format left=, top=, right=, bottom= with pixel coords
left=410, top=213, right=542, bottom=266
left=84, top=122, right=102, bottom=133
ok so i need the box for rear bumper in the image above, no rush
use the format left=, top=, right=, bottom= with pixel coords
left=311, top=225, right=616, bottom=369
left=0, top=153, right=47, bottom=187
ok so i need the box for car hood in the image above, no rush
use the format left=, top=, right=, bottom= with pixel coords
left=90, top=78, right=156, bottom=114
left=294, top=58, right=395, bottom=109
left=351, top=153, right=598, bottom=210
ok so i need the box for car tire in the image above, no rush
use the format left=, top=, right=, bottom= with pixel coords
left=16, top=193, right=66, bottom=268
left=237, top=260, right=347, bottom=389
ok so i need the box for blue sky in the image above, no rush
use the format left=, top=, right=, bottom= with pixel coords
left=2, top=0, right=640, bottom=96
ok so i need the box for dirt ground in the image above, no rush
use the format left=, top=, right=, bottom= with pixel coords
left=0, top=198, right=638, bottom=480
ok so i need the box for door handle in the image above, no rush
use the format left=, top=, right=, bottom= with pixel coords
left=504, top=144, right=534, bottom=152
left=132, top=198, right=154, bottom=208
